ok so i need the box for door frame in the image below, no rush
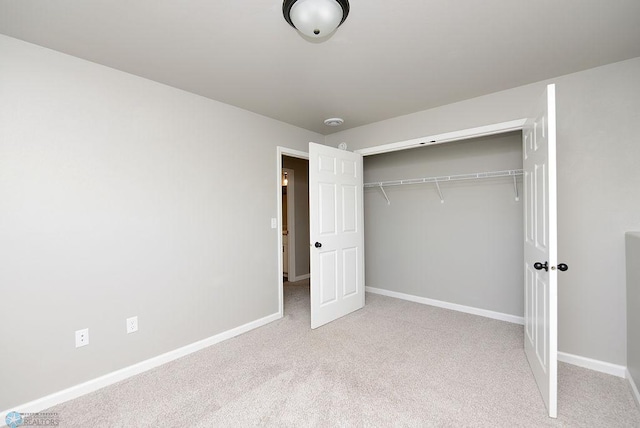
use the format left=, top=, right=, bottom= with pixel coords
left=276, top=147, right=309, bottom=318
left=276, top=119, right=528, bottom=319
left=282, top=167, right=295, bottom=280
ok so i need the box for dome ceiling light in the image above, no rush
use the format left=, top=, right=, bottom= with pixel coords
left=283, top=0, right=350, bottom=38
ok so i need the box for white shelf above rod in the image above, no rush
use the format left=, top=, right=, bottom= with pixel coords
left=364, top=169, right=523, bottom=204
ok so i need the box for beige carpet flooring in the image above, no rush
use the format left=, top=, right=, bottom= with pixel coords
left=47, top=280, right=640, bottom=427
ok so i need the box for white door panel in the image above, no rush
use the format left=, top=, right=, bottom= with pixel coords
left=310, top=143, right=364, bottom=329
left=523, top=84, right=558, bottom=418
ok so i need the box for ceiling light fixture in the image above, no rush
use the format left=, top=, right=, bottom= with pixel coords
left=283, top=0, right=350, bottom=38
left=324, top=117, right=344, bottom=127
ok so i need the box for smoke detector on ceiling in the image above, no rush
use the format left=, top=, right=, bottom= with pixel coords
left=324, top=117, right=344, bottom=127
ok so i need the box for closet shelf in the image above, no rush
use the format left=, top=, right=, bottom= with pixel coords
left=364, top=169, right=523, bottom=188
left=364, top=169, right=523, bottom=204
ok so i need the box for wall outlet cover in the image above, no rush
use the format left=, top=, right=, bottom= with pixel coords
left=126, top=316, right=138, bottom=334
left=75, top=328, right=89, bottom=348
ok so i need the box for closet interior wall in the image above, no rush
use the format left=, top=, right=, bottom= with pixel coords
left=363, top=132, right=524, bottom=317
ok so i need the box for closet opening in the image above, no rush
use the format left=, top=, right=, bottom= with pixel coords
left=362, top=131, right=524, bottom=322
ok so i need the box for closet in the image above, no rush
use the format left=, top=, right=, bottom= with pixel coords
left=362, top=131, right=524, bottom=319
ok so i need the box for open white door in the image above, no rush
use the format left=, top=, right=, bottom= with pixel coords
left=523, top=84, right=561, bottom=418
left=309, top=142, right=365, bottom=329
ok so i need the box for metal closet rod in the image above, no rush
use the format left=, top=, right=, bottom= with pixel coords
left=364, top=169, right=523, bottom=204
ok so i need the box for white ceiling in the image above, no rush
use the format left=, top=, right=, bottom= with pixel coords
left=1, top=0, right=639, bottom=134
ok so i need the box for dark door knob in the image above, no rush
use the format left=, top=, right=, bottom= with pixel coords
left=314, top=242, right=322, bottom=248
left=557, top=263, right=568, bottom=272
left=534, top=261, right=548, bottom=272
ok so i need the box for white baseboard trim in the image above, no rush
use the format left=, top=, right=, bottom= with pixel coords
left=365, top=286, right=524, bottom=325
left=1, top=312, right=282, bottom=421
left=289, top=273, right=310, bottom=282
left=626, top=369, right=640, bottom=408
left=557, top=352, right=627, bottom=378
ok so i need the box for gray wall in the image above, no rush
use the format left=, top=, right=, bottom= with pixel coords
left=364, top=133, right=523, bottom=316
left=282, top=156, right=310, bottom=277
left=627, top=232, right=640, bottom=396
left=0, top=35, right=322, bottom=410
left=328, top=57, right=640, bottom=366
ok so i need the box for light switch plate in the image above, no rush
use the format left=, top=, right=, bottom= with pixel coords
left=271, top=218, right=277, bottom=229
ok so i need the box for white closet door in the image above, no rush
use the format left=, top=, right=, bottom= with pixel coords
left=309, top=142, right=364, bottom=329
left=523, top=84, right=560, bottom=418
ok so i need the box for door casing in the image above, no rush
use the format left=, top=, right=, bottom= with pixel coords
left=282, top=167, right=295, bottom=280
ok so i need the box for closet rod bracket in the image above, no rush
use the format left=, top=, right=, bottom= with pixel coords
left=379, top=184, right=391, bottom=205
left=434, top=180, right=445, bottom=204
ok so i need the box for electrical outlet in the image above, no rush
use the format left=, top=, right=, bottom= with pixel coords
left=126, top=316, right=138, bottom=334
left=75, top=328, right=89, bottom=348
